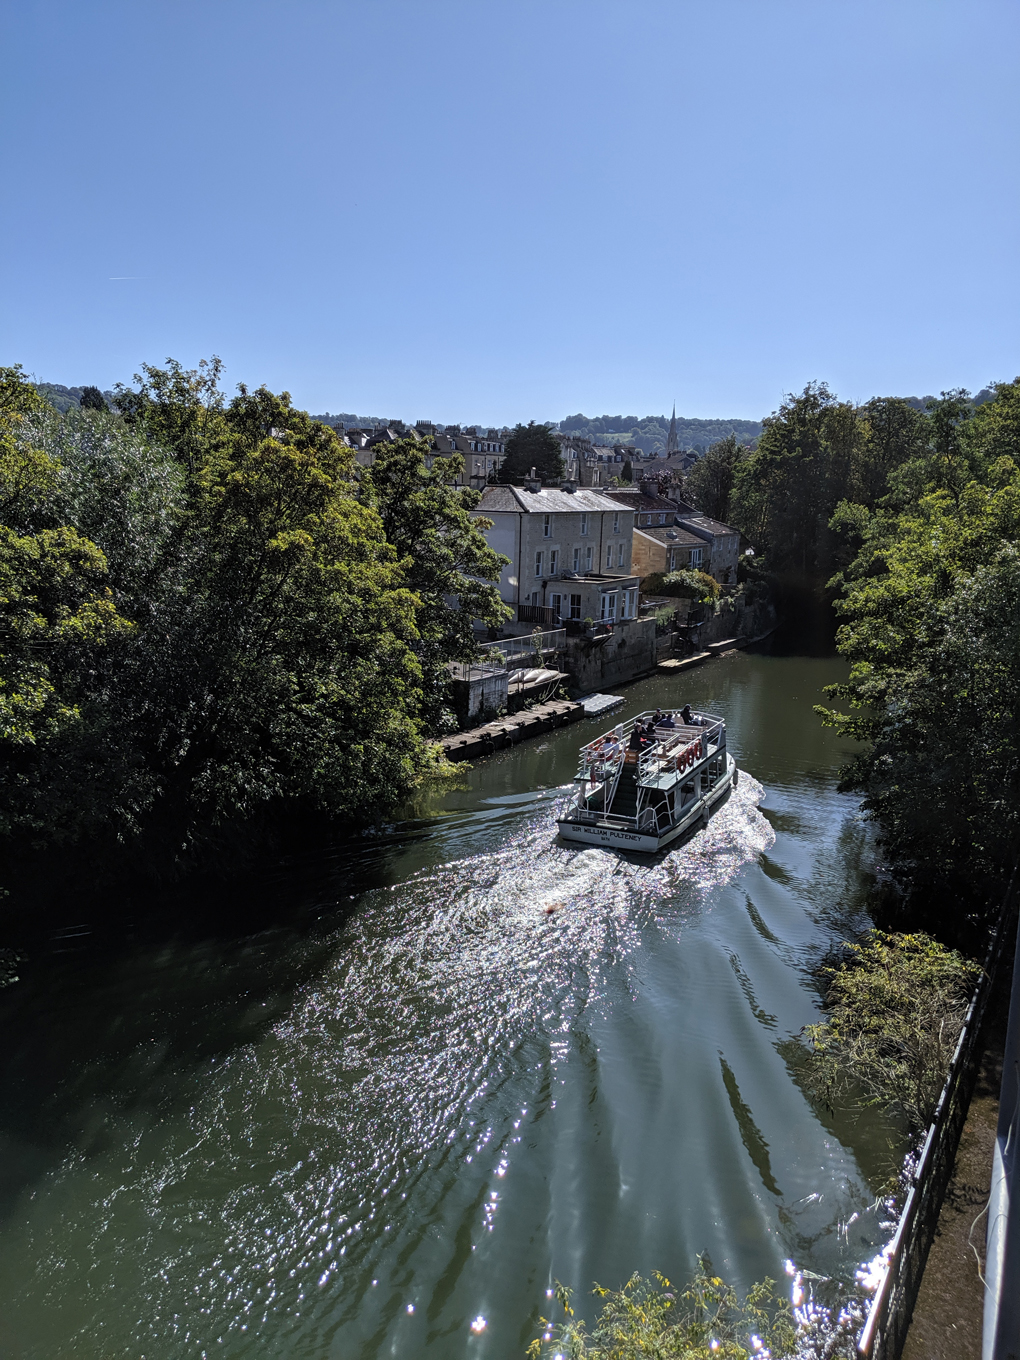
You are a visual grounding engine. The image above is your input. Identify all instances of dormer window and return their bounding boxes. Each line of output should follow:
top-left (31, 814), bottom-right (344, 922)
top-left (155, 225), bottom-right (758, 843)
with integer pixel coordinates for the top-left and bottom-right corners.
top-left (658, 513), bottom-right (666, 525)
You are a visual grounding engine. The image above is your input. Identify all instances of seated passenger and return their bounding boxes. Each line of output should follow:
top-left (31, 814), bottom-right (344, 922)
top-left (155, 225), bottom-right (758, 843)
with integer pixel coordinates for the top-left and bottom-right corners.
top-left (680, 704), bottom-right (694, 725)
top-left (659, 712), bottom-right (675, 729)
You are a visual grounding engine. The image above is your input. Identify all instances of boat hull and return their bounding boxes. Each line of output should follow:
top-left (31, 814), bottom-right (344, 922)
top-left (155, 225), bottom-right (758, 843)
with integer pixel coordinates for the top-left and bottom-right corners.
top-left (556, 755), bottom-right (736, 853)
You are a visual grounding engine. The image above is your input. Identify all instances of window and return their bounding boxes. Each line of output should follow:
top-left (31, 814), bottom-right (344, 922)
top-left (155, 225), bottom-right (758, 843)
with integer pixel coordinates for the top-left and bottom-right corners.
top-left (572, 547), bottom-right (580, 572)
top-left (569, 593), bottom-right (582, 620)
top-left (543, 514), bottom-right (551, 538)
top-left (549, 549), bottom-right (558, 575)
top-left (592, 470), bottom-right (600, 484)
top-left (668, 548), bottom-right (676, 571)
top-left (690, 547), bottom-right (703, 567)
top-left (613, 511), bottom-right (620, 533)
top-left (658, 513), bottom-right (666, 525)
top-left (617, 542), bottom-right (625, 567)
top-left (600, 591), bottom-right (617, 620)
top-left (580, 513), bottom-right (589, 535)
top-left (641, 514), bottom-right (650, 525)
top-left (535, 550), bottom-right (544, 577)
top-left (624, 588), bottom-right (636, 618)
top-left (585, 545), bottom-right (593, 572)
top-left (605, 543), bottom-right (613, 569)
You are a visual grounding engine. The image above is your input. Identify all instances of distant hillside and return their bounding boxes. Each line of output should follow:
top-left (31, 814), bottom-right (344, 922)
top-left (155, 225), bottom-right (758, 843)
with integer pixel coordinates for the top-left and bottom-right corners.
top-left (33, 381), bottom-right (117, 413)
top-left (556, 412), bottom-right (762, 455)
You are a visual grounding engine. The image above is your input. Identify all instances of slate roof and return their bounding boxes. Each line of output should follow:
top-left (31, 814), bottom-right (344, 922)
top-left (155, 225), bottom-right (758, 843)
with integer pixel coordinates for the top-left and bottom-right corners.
top-left (678, 513), bottom-right (739, 537)
top-left (634, 524), bottom-right (705, 548)
top-left (602, 489), bottom-right (680, 514)
top-left (473, 485), bottom-right (630, 514)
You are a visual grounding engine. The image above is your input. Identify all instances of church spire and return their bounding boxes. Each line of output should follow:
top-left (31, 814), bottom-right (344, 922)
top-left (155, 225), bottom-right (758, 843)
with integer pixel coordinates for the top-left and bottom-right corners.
top-left (666, 403), bottom-right (679, 456)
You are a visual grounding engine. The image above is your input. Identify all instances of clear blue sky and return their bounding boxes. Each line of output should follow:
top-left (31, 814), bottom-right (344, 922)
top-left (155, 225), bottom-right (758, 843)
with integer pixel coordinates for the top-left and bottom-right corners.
top-left (2, 0), bottom-right (1017, 425)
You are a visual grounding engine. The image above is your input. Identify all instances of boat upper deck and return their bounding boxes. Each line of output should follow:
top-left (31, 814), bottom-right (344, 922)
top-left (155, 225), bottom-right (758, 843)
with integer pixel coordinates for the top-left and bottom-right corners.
top-left (575, 709), bottom-right (725, 793)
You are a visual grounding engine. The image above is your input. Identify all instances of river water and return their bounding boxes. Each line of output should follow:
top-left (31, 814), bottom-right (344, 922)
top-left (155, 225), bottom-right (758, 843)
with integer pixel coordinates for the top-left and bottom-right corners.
top-left (0, 648), bottom-right (897, 1359)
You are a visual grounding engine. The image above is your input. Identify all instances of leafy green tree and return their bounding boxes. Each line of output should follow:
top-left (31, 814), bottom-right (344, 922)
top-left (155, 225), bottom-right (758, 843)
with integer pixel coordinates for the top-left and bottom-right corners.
top-left (684, 434), bottom-right (747, 523)
top-left (730, 384), bottom-right (932, 586)
top-left (78, 385), bottom-right (108, 412)
top-left (496, 421), bottom-right (565, 484)
top-left (2, 358), bottom-right (465, 881)
top-left (819, 378), bottom-right (1020, 923)
top-left (803, 931), bottom-right (980, 1136)
top-left (363, 435), bottom-right (510, 729)
top-left (113, 356), bottom-right (228, 470)
top-left (1, 370), bottom-right (136, 844)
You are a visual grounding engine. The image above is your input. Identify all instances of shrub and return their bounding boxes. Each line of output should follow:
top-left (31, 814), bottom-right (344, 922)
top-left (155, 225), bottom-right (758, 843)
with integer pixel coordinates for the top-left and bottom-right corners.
top-left (642, 569), bottom-right (720, 602)
top-left (527, 1260), bottom-right (797, 1359)
top-left (802, 931), bottom-right (981, 1136)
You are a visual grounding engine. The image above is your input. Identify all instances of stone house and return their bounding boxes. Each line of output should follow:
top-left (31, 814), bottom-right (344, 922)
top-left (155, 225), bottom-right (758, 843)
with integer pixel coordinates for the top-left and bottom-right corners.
top-left (673, 512), bottom-right (741, 584)
top-left (604, 485), bottom-right (741, 584)
top-left (471, 479), bottom-right (639, 632)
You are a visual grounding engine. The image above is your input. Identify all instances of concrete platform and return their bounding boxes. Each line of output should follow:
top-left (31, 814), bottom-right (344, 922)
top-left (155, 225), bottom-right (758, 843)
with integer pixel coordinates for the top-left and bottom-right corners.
top-left (658, 651), bottom-right (711, 671)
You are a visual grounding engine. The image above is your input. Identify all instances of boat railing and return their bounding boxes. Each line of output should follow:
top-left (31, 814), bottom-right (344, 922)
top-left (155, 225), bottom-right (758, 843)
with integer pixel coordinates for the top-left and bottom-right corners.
top-left (574, 710), bottom-right (724, 783)
top-left (637, 722), bottom-right (722, 784)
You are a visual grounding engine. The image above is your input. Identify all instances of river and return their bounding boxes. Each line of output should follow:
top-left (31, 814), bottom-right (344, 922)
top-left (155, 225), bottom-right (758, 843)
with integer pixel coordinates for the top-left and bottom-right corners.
top-left (0, 646), bottom-right (897, 1359)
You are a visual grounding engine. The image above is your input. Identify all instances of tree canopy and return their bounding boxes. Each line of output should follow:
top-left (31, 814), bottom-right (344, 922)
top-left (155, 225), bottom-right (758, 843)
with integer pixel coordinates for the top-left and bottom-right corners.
top-left (811, 378), bottom-right (1020, 930)
top-left (1, 359), bottom-right (506, 888)
top-left (684, 433), bottom-right (748, 523)
top-left (496, 421), bottom-right (565, 484)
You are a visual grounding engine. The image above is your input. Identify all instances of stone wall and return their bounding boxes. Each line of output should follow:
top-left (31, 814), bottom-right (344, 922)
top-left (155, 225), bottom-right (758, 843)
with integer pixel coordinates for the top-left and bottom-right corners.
top-left (561, 618), bottom-right (658, 694)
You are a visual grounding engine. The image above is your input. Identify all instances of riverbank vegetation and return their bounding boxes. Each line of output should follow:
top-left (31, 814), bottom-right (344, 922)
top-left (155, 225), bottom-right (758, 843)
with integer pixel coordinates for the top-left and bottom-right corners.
top-left (528, 1262), bottom-right (797, 1360)
top-left (527, 1260), bottom-right (864, 1359)
top-left (706, 377), bottom-right (1020, 934)
top-left (0, 360), bottom-right (508, 893)
top-left (802, 931), bottom-right (981, 1137)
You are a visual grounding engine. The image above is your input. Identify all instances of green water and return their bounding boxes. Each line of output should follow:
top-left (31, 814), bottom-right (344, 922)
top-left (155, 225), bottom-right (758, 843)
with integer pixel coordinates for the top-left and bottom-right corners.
top-left (0, 649), bottom-right (895, 1358)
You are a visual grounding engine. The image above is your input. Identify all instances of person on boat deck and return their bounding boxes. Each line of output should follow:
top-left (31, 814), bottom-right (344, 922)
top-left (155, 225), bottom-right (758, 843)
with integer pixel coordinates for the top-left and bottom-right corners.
top-left (652, 709), bottom-right (665, 726)
top-left (628, 725), bottom-right (648, 751)
top-left (659, 712), bottom-right (675, 729)
top-left (680, 704), bottom-right (695, 725)
top-left (602, 735), bottom-right (621, 759)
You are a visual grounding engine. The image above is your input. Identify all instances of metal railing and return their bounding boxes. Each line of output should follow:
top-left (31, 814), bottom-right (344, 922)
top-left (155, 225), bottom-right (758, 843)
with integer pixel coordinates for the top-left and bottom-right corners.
top-left (517, 604), bottom-right (560, 626)
top-left (480, 630), bottom-right (565, 665)
top-left (858, 875), bottom-right (1018, 1359)
top-left (637, 720), bottom-right (723, 785)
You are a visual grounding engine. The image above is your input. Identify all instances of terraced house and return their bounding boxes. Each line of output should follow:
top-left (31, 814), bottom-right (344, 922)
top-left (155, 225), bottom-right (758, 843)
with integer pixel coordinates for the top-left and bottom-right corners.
top-left (471, 477), bottom-right (639, 633)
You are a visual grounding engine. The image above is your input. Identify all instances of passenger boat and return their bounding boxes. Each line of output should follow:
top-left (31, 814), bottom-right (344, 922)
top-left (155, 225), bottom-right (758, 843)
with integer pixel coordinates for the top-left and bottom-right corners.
top-left (556, 708), bottom-right (737, 852)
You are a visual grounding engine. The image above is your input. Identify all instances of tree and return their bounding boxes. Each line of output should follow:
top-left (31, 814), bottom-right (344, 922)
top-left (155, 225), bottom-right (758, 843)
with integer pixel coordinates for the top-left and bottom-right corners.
top-left (818, 378), bottom-right (1020, 926)
top-left (684, 434), bottom-right (747, 523)
top-left (1, 358), bottom-right (460, 883)
top-left (364, 436), bottom-right (510, 729)
top-left (1, 369), bottom-right (136, 846)
top-left (496, 421), bottom-right (565, 484)
top-left (79, 386), bottom-right (108, 412)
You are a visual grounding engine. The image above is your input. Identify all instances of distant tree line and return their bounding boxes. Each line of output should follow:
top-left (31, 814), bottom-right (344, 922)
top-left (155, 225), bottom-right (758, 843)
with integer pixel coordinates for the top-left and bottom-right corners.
top-left (1, 360), bottom-right (508, 898)
top-left (558, 411), bottom-right (762, 454)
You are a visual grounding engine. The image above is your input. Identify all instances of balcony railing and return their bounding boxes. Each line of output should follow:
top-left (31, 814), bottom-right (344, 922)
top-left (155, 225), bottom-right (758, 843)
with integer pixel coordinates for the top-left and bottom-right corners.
top-left (517, 604), bottom-right (560, 626)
